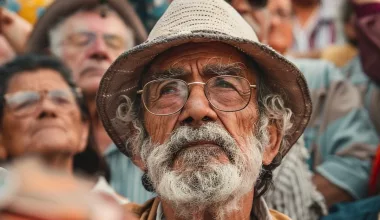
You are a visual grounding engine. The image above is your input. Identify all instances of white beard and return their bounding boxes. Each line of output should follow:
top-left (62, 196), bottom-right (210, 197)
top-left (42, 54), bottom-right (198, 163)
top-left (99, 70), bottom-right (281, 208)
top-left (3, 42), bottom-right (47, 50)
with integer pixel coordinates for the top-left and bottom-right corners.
top-left (141, 122), bottom-right (267, 219)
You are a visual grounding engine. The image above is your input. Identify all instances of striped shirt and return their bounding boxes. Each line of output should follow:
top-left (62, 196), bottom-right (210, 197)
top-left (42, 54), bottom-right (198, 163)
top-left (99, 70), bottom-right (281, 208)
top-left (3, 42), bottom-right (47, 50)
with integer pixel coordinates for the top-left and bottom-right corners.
top-left (104, 144), bottom-right (155, 204)
top-left (292, 6), bottom-right (346, 53)
top-left (265, 137), bottom-right (327, 220)
top-left (265, 58), bottom-right (379, 219)
top-left (342, 56), bottom-right (380, 137)
top-left (292, 58), bottom-right (379, 199)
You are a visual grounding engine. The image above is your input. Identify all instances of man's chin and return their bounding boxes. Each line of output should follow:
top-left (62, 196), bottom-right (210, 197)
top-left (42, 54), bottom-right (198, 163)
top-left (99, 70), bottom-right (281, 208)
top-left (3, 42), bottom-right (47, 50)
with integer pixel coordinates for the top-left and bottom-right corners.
top-left (171, 147), bottom-right (231, 170)
top-left (79, 79), bottom-right (102, 97)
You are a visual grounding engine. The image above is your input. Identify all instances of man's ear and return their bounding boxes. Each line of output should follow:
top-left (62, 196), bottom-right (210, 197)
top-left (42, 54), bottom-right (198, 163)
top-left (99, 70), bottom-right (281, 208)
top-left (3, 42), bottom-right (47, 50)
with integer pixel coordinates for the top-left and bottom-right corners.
top-left (262, 123), bottom-right (282, 165)
top-left (0, 133), bottom-right (8, 160)
top-left (132, 154), bottom-right (146, 172)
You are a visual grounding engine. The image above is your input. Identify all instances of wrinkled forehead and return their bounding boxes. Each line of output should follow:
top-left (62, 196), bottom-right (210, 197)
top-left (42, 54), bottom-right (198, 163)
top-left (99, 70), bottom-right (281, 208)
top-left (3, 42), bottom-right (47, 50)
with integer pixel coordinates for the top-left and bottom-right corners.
top-left (267, 0), bottom-right (292, 13)
top-left (146, 42), bottom-right (255, 80)
top-left (6, 69), bottom-right (69, 93)
top-left (60, 10), bottom-right (128, 35)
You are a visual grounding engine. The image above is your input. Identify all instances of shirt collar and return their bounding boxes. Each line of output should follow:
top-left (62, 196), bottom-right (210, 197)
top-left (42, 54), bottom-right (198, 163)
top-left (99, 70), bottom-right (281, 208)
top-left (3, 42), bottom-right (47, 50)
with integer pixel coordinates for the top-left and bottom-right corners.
top-left (103, 143), bottom-right (118, 156)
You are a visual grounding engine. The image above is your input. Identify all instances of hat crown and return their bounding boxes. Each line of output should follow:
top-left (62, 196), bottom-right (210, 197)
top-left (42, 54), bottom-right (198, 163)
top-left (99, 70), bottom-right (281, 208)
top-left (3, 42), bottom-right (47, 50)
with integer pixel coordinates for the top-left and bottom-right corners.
top-left (148, 0), bottom-right (258, 42)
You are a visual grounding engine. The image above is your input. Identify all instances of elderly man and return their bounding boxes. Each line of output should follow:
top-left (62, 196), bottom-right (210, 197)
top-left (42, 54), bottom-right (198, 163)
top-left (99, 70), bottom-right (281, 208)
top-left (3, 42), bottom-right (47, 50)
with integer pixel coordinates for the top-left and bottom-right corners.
top-left (95, 0), bottom-right (312, 218)
top-left (25, 0), bottom-right (152, 203)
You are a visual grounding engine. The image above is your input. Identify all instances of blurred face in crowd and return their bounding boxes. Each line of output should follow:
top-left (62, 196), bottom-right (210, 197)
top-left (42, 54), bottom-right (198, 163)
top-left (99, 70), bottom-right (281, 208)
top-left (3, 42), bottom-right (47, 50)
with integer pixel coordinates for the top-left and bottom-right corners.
top-left (0, 69), bottom-right (88, 160)
top-left (136, 42), bottom-right (281, 216)
top-left (267, 0), bottom-right (293, 54)
top-left (229, 0), bottom-right (270, 42)
top-left (49, 9), bottom-right (133, 96)
top-left (0, 36), bottom-right (15, 65)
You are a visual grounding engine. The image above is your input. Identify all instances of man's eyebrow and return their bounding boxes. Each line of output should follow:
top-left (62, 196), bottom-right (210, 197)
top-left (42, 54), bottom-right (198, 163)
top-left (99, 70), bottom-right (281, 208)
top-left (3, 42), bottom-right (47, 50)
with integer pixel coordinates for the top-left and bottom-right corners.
top-left (202, 63), bottom-right (245, 76)
top-left (148, 67), bottom-right (190, 80)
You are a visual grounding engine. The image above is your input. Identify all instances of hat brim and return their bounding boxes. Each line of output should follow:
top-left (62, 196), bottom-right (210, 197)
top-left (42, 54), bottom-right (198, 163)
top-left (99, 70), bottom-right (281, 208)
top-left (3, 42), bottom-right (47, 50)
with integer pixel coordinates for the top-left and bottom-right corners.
top-left (97, 33), bottom-right (312, 157)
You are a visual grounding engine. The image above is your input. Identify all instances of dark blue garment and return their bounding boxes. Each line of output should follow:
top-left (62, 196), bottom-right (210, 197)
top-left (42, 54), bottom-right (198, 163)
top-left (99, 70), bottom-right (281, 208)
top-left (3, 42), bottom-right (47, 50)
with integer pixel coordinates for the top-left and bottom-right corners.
top-left (322, 196), bottom-right (380, 220)
top-left (128, 0), bottom-right (169, 31)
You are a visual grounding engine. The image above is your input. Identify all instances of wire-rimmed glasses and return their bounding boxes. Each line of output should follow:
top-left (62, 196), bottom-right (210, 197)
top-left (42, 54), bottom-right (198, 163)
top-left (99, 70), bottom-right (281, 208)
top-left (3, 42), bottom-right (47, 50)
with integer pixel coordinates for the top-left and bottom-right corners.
top-left (137, 75), bottom-right (257, 116)
top-left (4, 88), bottom-right (81, 117)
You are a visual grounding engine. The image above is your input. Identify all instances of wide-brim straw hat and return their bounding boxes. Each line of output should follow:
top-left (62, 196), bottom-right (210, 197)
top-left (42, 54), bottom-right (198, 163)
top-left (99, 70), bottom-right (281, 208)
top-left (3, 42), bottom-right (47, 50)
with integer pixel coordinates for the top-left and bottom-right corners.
top-left (26, 0), bottom-right (147, 53)
top-left (97, 0), bottom-right (312, 158)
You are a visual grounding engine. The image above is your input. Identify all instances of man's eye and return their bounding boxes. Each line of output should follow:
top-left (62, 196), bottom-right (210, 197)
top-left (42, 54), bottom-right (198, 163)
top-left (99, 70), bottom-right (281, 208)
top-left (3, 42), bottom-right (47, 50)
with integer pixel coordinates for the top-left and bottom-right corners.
top-left (160, 86), bottom-right (178, 95)
top-left (214, 79), bottom-right (235, 89)
top-left (16, 99), bottom-right (37, 109)
top-left (52, 96), bottom-right (71, 104)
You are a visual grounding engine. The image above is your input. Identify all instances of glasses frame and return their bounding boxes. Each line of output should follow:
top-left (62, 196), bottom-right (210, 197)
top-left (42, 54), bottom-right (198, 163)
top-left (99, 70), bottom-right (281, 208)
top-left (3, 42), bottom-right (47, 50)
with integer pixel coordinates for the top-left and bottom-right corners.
top-left (137, 75), bottom-right (256, 116)
top-left (3, 88), bottom-right (82, 117)
top-left (61, 31), bottom-right (127, 51)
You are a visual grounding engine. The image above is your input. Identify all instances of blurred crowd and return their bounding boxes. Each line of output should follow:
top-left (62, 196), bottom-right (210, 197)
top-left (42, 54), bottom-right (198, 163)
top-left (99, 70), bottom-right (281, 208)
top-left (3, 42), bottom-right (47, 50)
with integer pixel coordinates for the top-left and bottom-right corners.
top-left (0, 0), bottom-right (380, 219)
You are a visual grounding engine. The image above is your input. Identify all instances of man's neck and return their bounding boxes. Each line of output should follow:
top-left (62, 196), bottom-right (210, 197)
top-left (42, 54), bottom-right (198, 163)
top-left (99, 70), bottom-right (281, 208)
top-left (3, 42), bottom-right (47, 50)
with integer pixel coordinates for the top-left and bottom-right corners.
top-left (161, 191), bottom-right (254, 220)
top-left (293, 2), bottom-right (321, 28)
top-left (87, 95), bottom-right (113, 153)
top-left (42, 153), bottom-right (73, 174)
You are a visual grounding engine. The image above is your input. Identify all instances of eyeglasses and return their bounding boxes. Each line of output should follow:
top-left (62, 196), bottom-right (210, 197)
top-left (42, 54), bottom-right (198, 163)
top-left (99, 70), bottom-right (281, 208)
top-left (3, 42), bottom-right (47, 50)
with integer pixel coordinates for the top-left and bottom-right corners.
top-left (64, 31), bottom-right (126, 50)
top-left (137, 75), bottom-right (257, 116)
top-left (4, 88), bottom-right (81, 117)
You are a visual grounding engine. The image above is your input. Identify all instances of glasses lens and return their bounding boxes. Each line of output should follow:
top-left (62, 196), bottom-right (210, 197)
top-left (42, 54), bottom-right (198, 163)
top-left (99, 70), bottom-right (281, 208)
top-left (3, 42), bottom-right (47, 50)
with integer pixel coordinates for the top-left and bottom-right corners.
top-left (67, 32), bottom-right (94, 47)
top-left (6, 91), bottom-right (40, 116)
top-left (143, 79), bottom-right (188, 115)
top-left (206, 76), bottom-right (252, 111)
top-left (48, 89), bottom-right (76, 106)
top-left (104, 34), bottom-right (125, 50)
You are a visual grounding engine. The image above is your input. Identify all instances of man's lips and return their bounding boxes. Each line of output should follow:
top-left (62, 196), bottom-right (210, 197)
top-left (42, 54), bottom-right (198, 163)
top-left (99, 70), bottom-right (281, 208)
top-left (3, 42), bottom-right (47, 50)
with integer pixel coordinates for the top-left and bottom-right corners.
top-left (80, 67), bottom-right (106, 78)
top-left (32, 124), bottom-right (65, 136)
top-left (173, 141), bottom-right (234, 163)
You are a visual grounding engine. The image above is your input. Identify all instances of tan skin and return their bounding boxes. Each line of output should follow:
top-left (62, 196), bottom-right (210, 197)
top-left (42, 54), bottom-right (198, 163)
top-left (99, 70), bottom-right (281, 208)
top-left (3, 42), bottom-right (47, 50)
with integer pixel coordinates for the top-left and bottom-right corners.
top-left (0, 69), bottom-right (88, 173)
top-left (52, 10), bottom-right (130, 152)
top-left (291, 0), bottom-right (320, 28)
top-left (0, 8), bottom-right (32, 54)
top-left (134, 42), bottom-right (282, 220)
top-left (0, 35), bottom-right (15, 65)
top-left (267, 0), bottom-right (354, 207)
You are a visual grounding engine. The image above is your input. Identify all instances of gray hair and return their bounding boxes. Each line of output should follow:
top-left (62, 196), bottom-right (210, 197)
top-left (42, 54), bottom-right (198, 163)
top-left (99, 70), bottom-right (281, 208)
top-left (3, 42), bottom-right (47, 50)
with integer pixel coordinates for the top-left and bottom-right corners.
top-left (48, 4), bottom-right (135, 56)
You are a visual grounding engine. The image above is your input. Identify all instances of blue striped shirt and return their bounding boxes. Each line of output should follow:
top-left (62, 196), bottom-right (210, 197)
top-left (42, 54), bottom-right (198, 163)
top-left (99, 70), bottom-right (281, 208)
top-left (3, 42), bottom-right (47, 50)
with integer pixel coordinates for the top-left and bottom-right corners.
top-left (292, 58), bottom-right (379, 199)
top-left (104, 144), bottom-right (155, 204)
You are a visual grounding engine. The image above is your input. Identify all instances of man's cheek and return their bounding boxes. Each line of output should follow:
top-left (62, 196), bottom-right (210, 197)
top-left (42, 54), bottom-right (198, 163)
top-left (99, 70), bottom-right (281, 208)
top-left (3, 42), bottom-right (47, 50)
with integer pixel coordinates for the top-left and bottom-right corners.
top-left (218, 109), bottom-right (257, 144)
top-left (145, 115), bottom-right (178, 144)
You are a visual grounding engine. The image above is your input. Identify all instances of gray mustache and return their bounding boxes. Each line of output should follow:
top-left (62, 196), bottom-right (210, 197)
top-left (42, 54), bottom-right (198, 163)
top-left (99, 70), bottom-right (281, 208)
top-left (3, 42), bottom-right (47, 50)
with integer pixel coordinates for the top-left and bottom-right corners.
top-left (165, 123), bottom-right (239, 163)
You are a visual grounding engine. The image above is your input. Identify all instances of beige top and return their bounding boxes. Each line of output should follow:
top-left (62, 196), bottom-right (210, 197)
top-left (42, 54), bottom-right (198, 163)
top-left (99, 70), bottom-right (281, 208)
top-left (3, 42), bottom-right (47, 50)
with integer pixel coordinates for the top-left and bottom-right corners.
top-left (125, 197), bottom-right (291, 220)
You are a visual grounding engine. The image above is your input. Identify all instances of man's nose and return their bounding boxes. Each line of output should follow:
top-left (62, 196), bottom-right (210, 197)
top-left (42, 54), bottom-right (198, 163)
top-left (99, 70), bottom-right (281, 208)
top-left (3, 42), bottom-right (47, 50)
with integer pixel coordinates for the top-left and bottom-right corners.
top-left (269, 14), bottom-right (281, 27)
top-left (177, 85), bottom-right (218, 127)
top-left (37, 98), bottom-right (58, 119)
top-left (88, 37), bottom-right (111, 61)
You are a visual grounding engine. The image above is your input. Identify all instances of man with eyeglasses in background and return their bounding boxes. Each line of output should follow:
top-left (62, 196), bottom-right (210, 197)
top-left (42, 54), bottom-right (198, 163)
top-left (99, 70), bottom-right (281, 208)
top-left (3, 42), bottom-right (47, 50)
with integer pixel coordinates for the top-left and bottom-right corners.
top-left (24, 0), bottom-right (152, 203)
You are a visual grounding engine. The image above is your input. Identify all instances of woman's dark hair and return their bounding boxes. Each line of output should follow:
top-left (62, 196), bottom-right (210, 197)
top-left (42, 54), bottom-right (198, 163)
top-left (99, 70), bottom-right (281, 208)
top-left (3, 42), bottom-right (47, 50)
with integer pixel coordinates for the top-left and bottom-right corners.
top-left (0, 54), bottom-right (110, 180)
